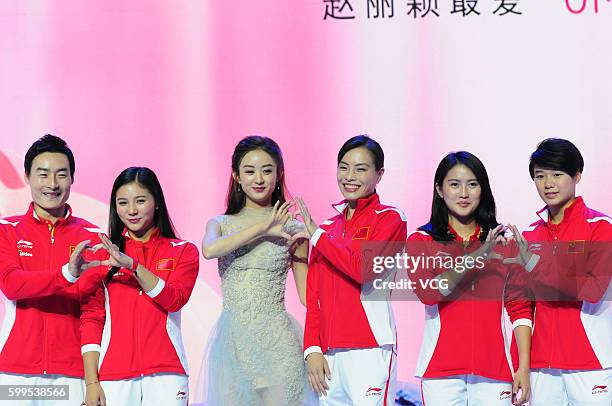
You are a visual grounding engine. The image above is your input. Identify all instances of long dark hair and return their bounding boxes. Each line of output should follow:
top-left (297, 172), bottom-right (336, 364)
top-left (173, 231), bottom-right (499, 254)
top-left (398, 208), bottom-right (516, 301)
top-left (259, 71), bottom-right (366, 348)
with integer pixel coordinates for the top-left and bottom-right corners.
top-left (225, 136), bottom-right (288, 215)
top-left (419, 151), bottom-right (498, 242)
top-left (106, 167), bottom-right (177, 281)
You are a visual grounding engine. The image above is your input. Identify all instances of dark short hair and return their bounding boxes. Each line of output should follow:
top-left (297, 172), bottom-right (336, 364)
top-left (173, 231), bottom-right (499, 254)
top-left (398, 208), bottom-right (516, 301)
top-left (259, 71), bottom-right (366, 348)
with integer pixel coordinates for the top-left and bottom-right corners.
top-left (337, 135), bottom-right (384, 171)
top-left (24, 134), bottom-right (75, 179)
top-left (529, 138), bottom-right (584, 179)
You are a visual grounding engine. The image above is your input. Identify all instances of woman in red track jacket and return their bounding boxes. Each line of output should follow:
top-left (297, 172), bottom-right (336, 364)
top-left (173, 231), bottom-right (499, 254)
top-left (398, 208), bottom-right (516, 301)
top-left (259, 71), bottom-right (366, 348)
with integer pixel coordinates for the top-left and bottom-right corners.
top-left (503, 139), bottom-right (612, 406)
top-left (80, 167), bottom-right (199, 406)
top-left (407, 151), bottom-right (531, 406)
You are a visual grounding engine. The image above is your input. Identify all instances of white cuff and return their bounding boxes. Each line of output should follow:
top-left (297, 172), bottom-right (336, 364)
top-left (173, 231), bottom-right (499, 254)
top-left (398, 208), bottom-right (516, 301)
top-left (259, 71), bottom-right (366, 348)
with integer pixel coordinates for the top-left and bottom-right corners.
top-left (304, 346), bottom-right (323, 360)
top-left (512, 318), bottom-right (533, 330)
top-left (81, 344), bottom-right (101, 354)
top-left (62, 263), bottom-right (78, 283)
top-left (310, 229), bottom-right (325, 247)
top-left (146, 278), bottom-right (166, 298)
top-left (524, 254), bottom-right (540, 273)
top-left (436, 275), bottom-right (452, 297)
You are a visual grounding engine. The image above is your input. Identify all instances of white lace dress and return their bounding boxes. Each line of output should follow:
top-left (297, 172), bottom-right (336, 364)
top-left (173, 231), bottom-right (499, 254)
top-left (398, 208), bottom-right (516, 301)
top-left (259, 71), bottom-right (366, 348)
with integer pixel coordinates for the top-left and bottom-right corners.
top-left (195, 207), bottom-right (316, 406)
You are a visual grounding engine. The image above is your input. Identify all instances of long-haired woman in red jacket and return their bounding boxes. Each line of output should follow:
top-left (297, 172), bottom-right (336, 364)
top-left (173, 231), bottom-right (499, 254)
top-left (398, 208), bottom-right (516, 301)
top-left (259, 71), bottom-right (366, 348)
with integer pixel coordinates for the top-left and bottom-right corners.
top-left (407, 151), bottom-right (531, 406)
top-left (80, 167), bottom-right (199, 406)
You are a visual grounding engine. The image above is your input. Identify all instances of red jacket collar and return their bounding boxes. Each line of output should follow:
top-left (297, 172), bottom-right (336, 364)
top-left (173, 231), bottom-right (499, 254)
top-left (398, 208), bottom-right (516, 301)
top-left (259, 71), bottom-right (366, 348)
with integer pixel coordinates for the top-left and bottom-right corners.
top-left (27, 202), bottom-right (73, 225)
top-left (124, 227), bottom-right (161, 247)
top-left (536, 196), bottom-right (585, 225)
top-left (332, 192), bottom-right (380, 215)
top-left (448, 223), bottom-right (481, 242)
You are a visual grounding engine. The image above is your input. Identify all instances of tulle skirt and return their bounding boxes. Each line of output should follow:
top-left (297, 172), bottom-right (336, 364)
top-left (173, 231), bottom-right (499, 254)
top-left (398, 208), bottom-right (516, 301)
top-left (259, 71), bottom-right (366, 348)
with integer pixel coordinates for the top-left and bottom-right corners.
top-left (194, 309), bottom-right (317, 406)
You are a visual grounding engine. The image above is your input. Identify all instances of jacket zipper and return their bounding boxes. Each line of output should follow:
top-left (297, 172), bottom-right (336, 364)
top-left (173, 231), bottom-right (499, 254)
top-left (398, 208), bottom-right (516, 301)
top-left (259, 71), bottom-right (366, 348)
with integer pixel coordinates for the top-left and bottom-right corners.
top-left (137, 287), bottom-right (143, 376)
top-left (549, 231), bottom-right (558, 368)
top-left (327, 220), bottom-right (343, 351)
top-left (43, 223), bottom-right (57, 374)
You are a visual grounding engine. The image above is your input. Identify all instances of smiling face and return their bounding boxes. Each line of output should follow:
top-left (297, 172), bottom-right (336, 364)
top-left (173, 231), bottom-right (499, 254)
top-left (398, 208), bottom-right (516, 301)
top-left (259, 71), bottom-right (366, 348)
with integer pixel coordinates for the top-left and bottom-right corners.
top-left (336, 146), bottom-right (383, 203)
top-left (532, 166), bottom-right (580, 216)
top-left (25, 152), bottom-right (72, 221)
top-left (436, 164), bottom-right (481, 223)
top-left (115, 181), bottom-right (157, 239)
top-left (234, 149), bottom-right (279, 208)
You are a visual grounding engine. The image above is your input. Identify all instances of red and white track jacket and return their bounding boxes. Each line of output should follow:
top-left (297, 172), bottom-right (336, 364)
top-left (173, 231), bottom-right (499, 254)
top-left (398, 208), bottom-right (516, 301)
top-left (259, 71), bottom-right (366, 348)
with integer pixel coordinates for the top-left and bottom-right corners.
top-left (508, 197), bottom-right (612, 371)
top-left (79, 228), bottom-right (199, 380)
top-left (0, 203), bottom-right (103, 377)
top-left (407, 225), bottom-right (528, 382)
top-left (303, 193), bottom-right (407, 358)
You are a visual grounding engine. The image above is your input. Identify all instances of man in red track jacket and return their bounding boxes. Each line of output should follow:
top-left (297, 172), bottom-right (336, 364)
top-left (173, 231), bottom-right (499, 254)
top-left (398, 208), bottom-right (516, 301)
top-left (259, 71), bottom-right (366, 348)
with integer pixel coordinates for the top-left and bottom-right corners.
top-left (505, 139), bottom-right (612, 406)
top-left (296, 136), bottom-right (407, 406)
top-left (0, 135), bottom-right (102, 406)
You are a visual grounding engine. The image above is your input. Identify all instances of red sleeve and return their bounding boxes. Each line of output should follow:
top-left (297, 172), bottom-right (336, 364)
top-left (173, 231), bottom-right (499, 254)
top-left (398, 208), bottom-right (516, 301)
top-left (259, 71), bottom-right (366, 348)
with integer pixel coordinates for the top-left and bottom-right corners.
top-left (303, 250), bottom-right (322, 352)
top-left (0, 225), bottom-right (76, 300)
top-left (147, 243), bottom-right (199, 313)
top-left (523, 221), bottom-right (612, 304)
top-left (311, 210), bottom-right (407, 284)
top-left (405, 231), bottom-right (451, 305)
top-left (504, 264), bottom-right (535, 328)
top-left (79, 269), bottom-right (106, 352)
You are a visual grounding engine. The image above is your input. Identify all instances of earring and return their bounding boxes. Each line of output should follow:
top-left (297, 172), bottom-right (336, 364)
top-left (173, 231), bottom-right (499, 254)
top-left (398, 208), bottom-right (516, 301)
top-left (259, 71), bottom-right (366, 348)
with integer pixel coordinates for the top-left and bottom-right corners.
top-left (276, 183), bottom-right (280, 191)
top-left (237, 184), bottom-right (242, 192)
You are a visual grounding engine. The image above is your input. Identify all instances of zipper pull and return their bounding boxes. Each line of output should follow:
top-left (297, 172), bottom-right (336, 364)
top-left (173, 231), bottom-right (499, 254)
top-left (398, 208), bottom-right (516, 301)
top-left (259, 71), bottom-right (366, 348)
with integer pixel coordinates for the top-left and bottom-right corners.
top-left (139, 289), bottom-right (143, 296)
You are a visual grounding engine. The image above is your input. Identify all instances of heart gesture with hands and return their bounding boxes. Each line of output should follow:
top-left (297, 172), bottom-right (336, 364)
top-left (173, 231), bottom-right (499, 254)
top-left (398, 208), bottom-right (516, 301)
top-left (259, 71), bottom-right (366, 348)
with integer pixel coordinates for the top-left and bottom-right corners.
top-left (95, 233), bottom-right (136, 270)
top-left (502, 224), bottom-right (535, 267)
top-left (261, 201), bottom-right (295, 240)
top-left (291, 197), bottom-right (318, 243)
top-left (68, 240), bottom-right (105, 278)
top-left (481, 224), bottom-right (512, 262)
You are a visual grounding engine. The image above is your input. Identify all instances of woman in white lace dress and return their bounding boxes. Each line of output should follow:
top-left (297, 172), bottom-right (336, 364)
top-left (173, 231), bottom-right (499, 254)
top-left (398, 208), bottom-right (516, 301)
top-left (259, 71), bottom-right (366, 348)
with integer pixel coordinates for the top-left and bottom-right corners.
top-left (196, 136), bottom-right (315, 406)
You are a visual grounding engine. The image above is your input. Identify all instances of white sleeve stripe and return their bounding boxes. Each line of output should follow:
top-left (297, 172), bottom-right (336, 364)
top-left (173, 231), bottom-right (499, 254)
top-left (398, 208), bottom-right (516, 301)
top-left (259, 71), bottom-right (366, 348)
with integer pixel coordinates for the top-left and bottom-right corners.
top-left (321, 220), bottom-right (334, 226)
top-left (146, 278), bottom-right (166, 298)
top-left (435, 274), bottom-right (452, 297)
top-left (84, 227), bottom-right (105, 234)
top-left (304, 346), bottom-right (323, 360)
top-left (525, 254), bottom-right (540, 273)
top-left (512, 318), bottom-right (533, 330)
top-left (375, 207), bottom-right (407, 222)
top-left (0, 219), bottom-right (19, 226)
top-left (310, 228), bottom-right (325, 247)
top-left (62, 263), bottom-right (78, 283)
top-left (81, 344), bottom-right (101, 354)
top-left (587, 216), bottom-right (612, 225)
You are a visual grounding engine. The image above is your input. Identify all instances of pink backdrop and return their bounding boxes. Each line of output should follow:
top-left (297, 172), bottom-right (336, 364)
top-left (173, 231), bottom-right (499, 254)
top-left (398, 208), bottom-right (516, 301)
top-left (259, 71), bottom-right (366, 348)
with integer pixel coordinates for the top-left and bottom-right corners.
top-left (1, 0), bottom-right (611, 400)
